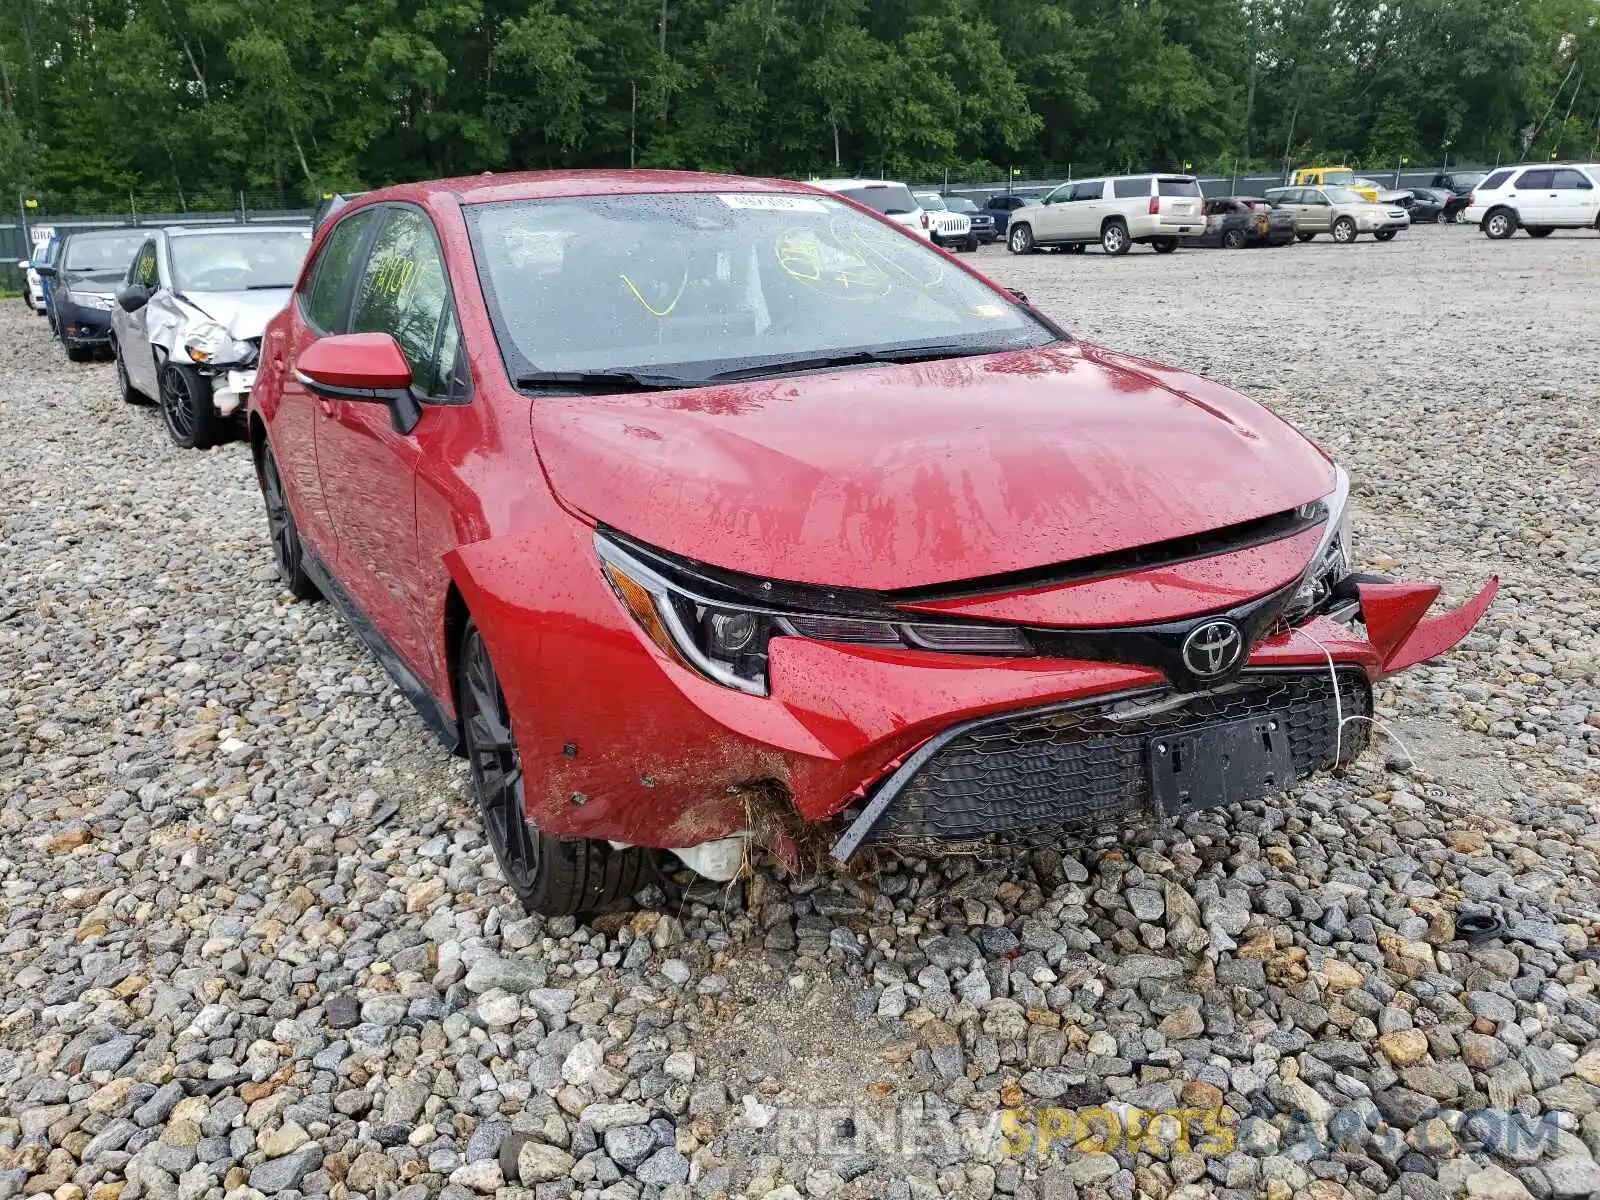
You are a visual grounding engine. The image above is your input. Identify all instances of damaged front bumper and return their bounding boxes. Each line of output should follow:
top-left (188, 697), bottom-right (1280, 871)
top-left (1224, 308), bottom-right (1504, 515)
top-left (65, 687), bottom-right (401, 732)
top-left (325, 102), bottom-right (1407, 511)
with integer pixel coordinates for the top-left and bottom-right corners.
top-left (205, 367), bottom-right (258, 418)
top-left (446, 513), bottom-right (1499, 870)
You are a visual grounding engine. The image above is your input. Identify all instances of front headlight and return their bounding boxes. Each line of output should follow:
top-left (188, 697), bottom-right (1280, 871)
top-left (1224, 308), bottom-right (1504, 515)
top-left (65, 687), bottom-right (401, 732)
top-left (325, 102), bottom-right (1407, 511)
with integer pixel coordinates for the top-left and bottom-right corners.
top-left (184, 322), bottom-right (233, 363)
top-left (1285, 466), bottom-right (1353, 623)
top-left (596, 534), bottom-right (1032, 695)
top-left (67, 291), bottom-right (114, 310)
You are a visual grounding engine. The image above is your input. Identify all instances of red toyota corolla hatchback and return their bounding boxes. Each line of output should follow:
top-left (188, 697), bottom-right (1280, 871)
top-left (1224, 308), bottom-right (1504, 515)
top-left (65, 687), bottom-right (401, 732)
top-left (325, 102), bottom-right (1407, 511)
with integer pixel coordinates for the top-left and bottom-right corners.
top-left (249, 170), bottom-right (1495, 914)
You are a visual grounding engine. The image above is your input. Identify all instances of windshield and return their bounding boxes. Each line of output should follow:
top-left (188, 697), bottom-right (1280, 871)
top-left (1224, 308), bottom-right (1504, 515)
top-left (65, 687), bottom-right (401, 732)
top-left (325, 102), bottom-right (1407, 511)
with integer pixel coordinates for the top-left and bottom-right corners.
top-left (914, 194), bottom-right (947, 211)
top-left (835, 184), bottom-right (919, 216)
top-left (465, 192), bottom-right (1055, 383)
top-left (63, 233), bottom-right (146, 274)
top-left (170, 230), bottom-right (311, 291)
top-left (945, 197), bottom-right (979, 214)
top-left (1323, 187), bottom-right (1367, 204)
top-left (1319, 170), bottom-right (1355, 185)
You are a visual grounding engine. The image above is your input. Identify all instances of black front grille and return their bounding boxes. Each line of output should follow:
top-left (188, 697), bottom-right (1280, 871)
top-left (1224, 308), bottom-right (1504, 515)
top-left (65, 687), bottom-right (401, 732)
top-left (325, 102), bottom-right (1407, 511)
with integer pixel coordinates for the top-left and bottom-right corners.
top-left (869, 669), bottom-right (1369, 845)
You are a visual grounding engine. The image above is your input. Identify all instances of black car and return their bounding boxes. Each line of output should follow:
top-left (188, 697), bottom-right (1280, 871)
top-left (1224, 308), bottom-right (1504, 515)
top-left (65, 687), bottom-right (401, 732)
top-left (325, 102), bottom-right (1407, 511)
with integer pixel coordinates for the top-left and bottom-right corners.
top-left (1431, 172), bottom-right (1486, 222)
top-left (36, 229), bottom-right (148, 361)
top-left (1185, 196), bottom-right (1296, 248)
top-left (944, 196), bottom-right (997, 243)
top-left (981, 194), bottom-right (1032, 234)
top-left (1400, 187), bottom-right (1451, 223)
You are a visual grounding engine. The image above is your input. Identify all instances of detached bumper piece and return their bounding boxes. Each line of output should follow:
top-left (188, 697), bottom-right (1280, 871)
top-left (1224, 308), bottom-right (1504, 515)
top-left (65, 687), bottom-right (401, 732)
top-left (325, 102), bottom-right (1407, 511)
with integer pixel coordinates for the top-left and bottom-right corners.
top-left (832, 668), bottom-right (1369, 861)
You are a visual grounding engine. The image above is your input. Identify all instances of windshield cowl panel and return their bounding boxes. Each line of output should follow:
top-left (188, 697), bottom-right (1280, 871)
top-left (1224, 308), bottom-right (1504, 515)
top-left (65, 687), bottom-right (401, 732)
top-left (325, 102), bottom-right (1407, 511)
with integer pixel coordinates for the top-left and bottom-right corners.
top-left (464, 191), bottom-right (1057, 386)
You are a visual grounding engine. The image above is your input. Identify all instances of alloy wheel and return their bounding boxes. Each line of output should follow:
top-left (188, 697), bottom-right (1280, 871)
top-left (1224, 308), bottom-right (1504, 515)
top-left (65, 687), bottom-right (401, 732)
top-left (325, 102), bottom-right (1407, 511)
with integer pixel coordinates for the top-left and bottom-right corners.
top-left (1486, 212), bottom-right (1512, 239)
top-left (462, 629), bottom-right (541, 894)
top-left (1008, 225), bottom-right (1032, 253)
top-left (160, 367), bottom-right (197, 443)
top-left (1333, 219), bottom-right (1355, 243)
top-left (1102, 225), bottom-right (1127, 254)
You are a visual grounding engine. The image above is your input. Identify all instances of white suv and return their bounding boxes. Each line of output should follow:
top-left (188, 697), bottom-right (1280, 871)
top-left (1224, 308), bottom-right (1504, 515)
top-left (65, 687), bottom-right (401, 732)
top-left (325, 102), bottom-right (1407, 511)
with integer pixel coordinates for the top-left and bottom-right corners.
top-left (1005, 174), bottom-right (1205, 255)
top-left (809, 179), bottom-right (931, 239)
top-left (913, 192), bottom-right (976, 251)
top-left (1463, 164), bottom-right (1600, 238)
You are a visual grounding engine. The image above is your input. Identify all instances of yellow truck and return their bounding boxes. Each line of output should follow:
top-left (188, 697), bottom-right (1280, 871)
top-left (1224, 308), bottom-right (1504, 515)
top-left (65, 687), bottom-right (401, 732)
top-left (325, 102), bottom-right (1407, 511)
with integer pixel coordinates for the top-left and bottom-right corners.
top-left (1290, 167), bottom-right (1380, 203)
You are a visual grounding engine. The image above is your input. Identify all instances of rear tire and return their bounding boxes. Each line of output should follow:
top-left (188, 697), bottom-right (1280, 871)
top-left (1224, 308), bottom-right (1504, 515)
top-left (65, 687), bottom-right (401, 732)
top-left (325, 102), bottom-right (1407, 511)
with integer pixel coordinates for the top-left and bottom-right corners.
top-left (1007, 223), bottom-right (1035, 254)
top-left (460, 620), bottom-right (657, 916)
top-left (113, 337), bottom-right (149, 405)
top-left (159, 361), bottom-right (222, 450)
top-left (1100, 219), bottom-right (1130, 255)
top-left (1526, 226), bottom-right (1554, 238)
top-left (1221, 228), bottom-right (1246, 250)
top-left (1296, 232), bottom-right (1316, 242)
top-left (1483, 208), bottom-right (1516, 239)
top-left (1332, 217), bottom-right (1357, 243)
top-left (1151, 237), bottom-right (1178, 254)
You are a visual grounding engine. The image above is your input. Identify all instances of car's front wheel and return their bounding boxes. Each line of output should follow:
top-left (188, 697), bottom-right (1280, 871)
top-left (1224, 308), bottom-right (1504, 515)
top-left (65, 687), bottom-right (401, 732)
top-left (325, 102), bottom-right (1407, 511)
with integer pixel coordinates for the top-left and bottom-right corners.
top-left (1483, 208), bottom-right (1516, 239)
top-left (1007, 223), bottom-right (1035, 254)
top-left (1373, 229), bottom-right (1397, 242)
top-left (460, 620), bottom-right (657, 916)
top-left (1332, 217), bottom-right (1357, 243)
top-left (1296, 232), bottom-right (1316, 242)
top-left (257, 442), bottom-right (321, 601)
top-left (159, 362), bottom-right (221, 449)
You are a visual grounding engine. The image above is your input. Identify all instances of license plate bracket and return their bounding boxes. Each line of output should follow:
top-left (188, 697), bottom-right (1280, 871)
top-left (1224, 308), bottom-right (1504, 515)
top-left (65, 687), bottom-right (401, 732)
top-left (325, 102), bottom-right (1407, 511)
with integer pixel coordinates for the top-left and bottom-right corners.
top-left (1147, 714), bottom-right (1295, 817)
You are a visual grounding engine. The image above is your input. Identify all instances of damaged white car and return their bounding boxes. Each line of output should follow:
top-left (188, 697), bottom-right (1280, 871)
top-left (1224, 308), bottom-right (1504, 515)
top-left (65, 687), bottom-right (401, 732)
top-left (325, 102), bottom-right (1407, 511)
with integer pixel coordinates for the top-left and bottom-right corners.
top-left (110, 225), bottom-right (311, 448)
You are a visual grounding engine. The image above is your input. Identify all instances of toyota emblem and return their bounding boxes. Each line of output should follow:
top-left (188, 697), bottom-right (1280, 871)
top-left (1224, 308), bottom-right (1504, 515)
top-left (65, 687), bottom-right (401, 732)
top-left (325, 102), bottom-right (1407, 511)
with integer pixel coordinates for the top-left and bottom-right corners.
top-left (1181, 620), bottom-right (1244, 678)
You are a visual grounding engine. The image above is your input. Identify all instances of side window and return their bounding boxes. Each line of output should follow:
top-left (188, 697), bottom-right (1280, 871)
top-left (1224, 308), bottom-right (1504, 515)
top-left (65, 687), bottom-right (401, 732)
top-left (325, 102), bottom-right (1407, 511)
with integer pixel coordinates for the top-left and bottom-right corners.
top-left (1042, 183), bottom-right (1071, 205)
top-left (129, 242), bottom-right (155, 286)
top-left (1112, 177), bottom-right (1151, 199)
top-left (350, 207), bottom-right (457, 400)
top-left (1478, 169), bottom-right (1513, 191)
top-left (1069, 181), bottom-right (1103, 202)
top-left (1553, 169), bottom-right (1594, 190)
top-left (1515, 169), bottom-right (1553, 190)
top-left (303, 208), bottom-right (376, 333)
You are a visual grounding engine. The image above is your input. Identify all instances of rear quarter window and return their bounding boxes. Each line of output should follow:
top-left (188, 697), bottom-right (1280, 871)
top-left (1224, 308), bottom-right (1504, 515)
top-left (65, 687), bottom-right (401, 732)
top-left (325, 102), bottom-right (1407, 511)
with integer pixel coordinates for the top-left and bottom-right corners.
top-left (1477, 170), bottom-right (1513, 190)
top-left (303, 208), bottom-right (376, 332)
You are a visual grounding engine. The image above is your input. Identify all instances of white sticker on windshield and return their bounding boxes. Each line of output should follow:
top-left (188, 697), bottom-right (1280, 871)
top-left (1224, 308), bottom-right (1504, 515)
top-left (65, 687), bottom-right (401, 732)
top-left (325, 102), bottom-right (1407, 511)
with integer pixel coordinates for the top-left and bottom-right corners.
top-left (719, 193), bottom-right (829, 213)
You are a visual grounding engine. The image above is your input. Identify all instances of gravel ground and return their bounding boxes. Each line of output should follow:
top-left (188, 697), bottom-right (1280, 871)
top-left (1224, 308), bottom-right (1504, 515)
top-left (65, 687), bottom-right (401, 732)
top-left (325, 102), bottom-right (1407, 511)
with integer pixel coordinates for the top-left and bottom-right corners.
top-left (2, 224), bottom-right (1599, 1200)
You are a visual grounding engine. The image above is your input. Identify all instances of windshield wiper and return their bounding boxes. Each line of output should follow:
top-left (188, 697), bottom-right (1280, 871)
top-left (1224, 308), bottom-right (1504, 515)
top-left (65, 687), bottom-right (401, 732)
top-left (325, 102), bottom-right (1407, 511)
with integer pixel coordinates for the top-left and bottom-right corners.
top-left (245, 283), bottom-right (292, 290)
top-left (701, 344), bottom-right (1002, 383)
top-left (514, 370), bottom-right (695, 393)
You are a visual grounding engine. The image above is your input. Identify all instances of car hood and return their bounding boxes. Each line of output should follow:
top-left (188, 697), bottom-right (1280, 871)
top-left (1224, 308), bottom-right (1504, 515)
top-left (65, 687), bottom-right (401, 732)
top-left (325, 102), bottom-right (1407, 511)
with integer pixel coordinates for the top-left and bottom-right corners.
top-left (529, 342), bottom-right (1337, 592)
top-left (174, 288), bottom-right (293, 339)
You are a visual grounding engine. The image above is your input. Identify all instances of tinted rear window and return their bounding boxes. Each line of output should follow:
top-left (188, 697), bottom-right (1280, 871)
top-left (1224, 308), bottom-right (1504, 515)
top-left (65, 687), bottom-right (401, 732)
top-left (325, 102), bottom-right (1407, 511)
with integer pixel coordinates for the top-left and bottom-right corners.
top-left (1159, 178), bottom-right (1202, 197)
top-left (1478, 169), bottom-right (1513, 190)
top-left (1113, 177), bottom-right (1152, 199)
top-left (839, 184), bottom-right (918, 216)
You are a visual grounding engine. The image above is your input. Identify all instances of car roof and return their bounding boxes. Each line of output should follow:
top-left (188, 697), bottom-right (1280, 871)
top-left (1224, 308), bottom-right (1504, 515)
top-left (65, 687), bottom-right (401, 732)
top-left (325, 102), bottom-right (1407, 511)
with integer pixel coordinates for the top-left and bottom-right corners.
top-left (161, 224), bottom-right (310, 238)
top-left (341, 169), bottom-right (833, 211)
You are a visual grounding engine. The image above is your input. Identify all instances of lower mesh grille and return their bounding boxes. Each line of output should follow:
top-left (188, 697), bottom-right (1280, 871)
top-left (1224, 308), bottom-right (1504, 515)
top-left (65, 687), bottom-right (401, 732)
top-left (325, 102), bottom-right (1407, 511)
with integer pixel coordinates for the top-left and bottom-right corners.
top-left (869, 669), bottom-right (1370, 844)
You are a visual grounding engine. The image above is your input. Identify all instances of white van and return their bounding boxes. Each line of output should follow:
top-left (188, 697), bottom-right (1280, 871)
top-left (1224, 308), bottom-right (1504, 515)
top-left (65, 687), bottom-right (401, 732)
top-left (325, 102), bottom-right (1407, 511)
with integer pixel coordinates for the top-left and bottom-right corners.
top-left (809, 179), bottom-right (932, 239)
top-left (1004, 174), bottom-right (1205, 255)
top-left (1462, 163), bottom-right (1600, 238)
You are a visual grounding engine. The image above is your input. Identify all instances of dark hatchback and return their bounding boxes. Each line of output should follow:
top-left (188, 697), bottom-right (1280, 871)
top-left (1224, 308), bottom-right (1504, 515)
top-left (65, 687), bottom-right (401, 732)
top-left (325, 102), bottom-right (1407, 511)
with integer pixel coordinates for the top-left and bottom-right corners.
top-left (39, 229), bottom-right (148, 360)
top-left (1186, 197), bottom-right (1296, 248)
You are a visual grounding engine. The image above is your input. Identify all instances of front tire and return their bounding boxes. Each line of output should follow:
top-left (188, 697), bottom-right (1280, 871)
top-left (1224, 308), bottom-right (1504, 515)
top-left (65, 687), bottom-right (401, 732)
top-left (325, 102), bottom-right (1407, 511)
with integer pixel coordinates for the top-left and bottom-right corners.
top-left (1332, 217), bottom-right (1357, 243)
top-left (1373, 229), bottom-right (1397, 242)
top-left (256, 442), bottom-right (321, 601)
top-left (964, 232), bottom-right (979, 252)
top-left (1007, 223), bottom-right (1035, 254)
top-left (1483, 208), bottom-right (1516, 239)
top-left (460, 620), bottom-right (657, 916)
top-left (158, 361), bottom-right (221, 449)
top-left (1296, 232), bottom-right (1316, 242)
top-left (1100, 220), bottom-right (1130, 255)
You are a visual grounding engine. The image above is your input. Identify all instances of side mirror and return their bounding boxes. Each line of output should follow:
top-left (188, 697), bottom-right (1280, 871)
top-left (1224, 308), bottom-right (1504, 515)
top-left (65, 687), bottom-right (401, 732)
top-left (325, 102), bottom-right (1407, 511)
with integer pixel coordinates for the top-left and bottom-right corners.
top-left (294, 332), bottom-right (421, 435)
top-left (115, 284), bottom-right (150, 313)
top-left (34, 264), bottom-right (56, 278)
top-left (16, 260), bottom-right (29, 270)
